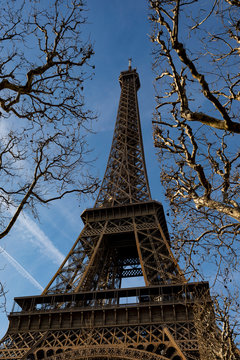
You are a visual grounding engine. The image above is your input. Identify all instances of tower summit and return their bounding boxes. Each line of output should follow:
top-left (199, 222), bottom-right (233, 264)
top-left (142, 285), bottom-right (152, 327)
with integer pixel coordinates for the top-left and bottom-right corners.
top-left (0, 66), bottom-right (211, 360)
top-left (95, 65), bottom-right (151, 207)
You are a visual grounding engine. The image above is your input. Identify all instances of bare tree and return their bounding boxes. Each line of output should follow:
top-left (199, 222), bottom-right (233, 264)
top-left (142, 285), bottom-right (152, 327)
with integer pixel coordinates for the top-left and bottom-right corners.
top-left (0, 0), bottom-right (98, 239)
top-left (194, 295), bottom-right (240, 360)
top-left (150, 0), bottom-right (240, 133)
top-left (149, 0), bottom-right (240, 353)
top-left (149, 0), bottom-right (240, 280)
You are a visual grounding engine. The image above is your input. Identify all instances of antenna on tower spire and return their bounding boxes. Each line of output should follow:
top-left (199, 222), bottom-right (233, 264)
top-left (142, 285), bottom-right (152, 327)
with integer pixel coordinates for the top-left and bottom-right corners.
top-left (128, 58), bottom-right (132, 70)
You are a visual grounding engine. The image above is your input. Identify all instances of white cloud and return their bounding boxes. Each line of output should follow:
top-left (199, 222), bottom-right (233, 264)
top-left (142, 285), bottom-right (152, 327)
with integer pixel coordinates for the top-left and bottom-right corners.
top-left (0, 246), bottom-right (44, 292)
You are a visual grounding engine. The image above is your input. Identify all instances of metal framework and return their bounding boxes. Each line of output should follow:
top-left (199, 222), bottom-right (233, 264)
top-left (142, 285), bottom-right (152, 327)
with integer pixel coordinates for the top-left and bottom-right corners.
top-left (0, 65), bottom-right (211, 360)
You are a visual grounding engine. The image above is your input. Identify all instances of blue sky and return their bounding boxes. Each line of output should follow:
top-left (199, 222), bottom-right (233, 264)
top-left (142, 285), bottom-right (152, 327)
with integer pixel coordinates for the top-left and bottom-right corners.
top-left (0, 0), bottom-right (164, 337)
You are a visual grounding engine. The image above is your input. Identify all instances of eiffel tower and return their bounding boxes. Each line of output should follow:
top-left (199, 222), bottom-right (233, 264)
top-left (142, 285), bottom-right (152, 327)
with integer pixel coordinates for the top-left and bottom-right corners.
top-left (0, 64), bottom-right (211, 360)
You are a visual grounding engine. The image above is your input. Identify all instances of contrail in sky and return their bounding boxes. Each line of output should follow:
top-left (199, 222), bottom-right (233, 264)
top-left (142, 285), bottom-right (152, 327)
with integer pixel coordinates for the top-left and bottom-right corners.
top-left (0, 246), bottom-right (44, 292)
top-left (7, 207), bottom-right (65, 266)
top-left (18, 212), bottom-right (65, 265)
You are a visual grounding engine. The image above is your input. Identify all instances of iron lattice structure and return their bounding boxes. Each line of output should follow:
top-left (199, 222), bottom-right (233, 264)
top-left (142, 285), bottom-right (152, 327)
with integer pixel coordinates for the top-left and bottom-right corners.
top-left (0, 66), bottom-right (211, 360)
